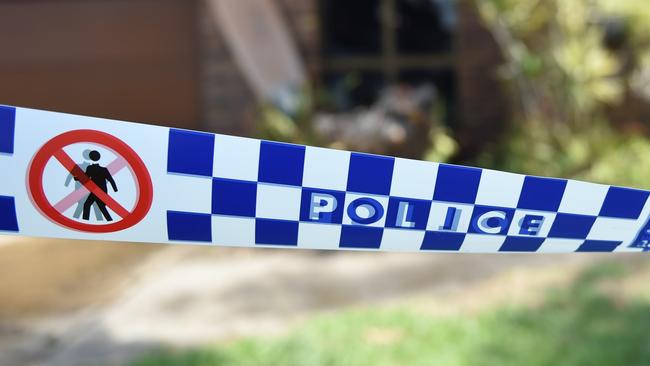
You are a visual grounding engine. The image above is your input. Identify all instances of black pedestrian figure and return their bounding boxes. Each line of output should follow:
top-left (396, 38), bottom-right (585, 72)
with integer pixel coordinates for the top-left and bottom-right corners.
top-left (65, 149), bottom-right (103, 220)
top-left (82, 150), bottom-right (118, 221)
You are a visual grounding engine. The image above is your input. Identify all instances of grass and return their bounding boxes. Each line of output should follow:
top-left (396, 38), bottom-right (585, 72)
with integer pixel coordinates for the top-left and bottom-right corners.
top-left (130, 261), bottom-right (650, 366)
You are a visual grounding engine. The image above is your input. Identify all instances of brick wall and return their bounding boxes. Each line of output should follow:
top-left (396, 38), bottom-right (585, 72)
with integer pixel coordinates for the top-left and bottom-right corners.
top-left (276, 0), bottom-right (320, 77)
top-left (197, 0), bottom-right (320, 136)
top-left (197, 0), bottom-right (256, 136)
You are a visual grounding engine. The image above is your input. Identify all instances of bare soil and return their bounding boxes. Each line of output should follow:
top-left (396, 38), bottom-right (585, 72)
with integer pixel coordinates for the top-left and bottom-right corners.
top-left (0, 236), bottom-right (158, 319)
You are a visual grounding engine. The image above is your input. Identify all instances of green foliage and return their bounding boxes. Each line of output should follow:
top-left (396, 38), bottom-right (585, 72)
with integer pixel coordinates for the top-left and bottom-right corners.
top-left (255, 86), bottom-right (322, 146)
top-left (478, 119), bottom-right (650, 189)
top-left (423, 127), bottom-right (458, 163)
top-left (475, 0), bottom-right (650, 185)
top-left (598, 0), bottom-right (650, 47)
top-left (479, 0), bottom-right (624, 117)
top-left (575, 135), bottom-right (650, 188)
top-left (130, 261), bottom-right (650, 366)
top-left (256, 105), bottom-right (301, 143)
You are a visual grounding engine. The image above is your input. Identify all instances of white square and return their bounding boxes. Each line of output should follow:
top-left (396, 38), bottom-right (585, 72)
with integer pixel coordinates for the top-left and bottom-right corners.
top-left (297, 222), bottom-right (342, 250)
top-left (0, 154), bottom-right (19, 197)
top-left (508, 209), bottom-right (556, 237)
top-left (380, 228), bottom-right (425, 251)
top-left (587, 217), bottom-right (639, 242)
top-left (389, 158), bottom-right (438, 199)
top-left (558, 180), bottom-right (609, 215)
top-left (302, 146), bottom-right (350, 190)
top-left (161, 174), bottom-right (213, 213)
top-left (213, 134), bottom-right (260, 181)
top-left (536, 238), bottom-right (583, 253)
top-left (475, 169), bottom-right (525, 207)
top-left (426, 201), bottom-right (473, 232)
top-left (614, 244), bottom-right (644, 253)
top-left (256, 184), bottom-right (302, 220)
top-left (212, 216), bottom-right (255, 246)
top-left (460, 234), bottom-right (506, 253)
top-left (343, 193), bottom-right (389, 227)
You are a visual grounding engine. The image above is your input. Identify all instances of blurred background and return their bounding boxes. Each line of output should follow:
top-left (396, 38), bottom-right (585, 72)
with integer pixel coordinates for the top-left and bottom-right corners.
top-left (1, 0), bottom-right (650, 365)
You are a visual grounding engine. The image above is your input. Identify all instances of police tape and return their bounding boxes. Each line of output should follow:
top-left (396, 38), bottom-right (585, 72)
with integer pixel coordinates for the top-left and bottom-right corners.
top-left (0, 104), bottom-right (649, 253)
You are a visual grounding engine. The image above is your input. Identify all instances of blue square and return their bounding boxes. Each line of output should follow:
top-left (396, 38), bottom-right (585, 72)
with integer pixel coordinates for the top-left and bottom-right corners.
top-left (255, 218), bottom-right (299, 246)
top-left (469, 205), bottom-right (515, 235)
top-left (433, 164), bottom-right (482, 204)
top-left (212, 178), bottom-right (257, 217)
top-left (499, 236), bottom-right (545, 252)
top-left (0, 106), bottom-right (15, 154)
top-left (300, 188), bottom-right (345, 224)
top-left (577, 240), bottom-right (621, 252)
top-left (258, 141), bottom-right (305, 186)
top-left (346, 153), bottom-right (395, 195)
top-left (167, 211), bottom-right (212, 242)
top-left (599, 187), bottom-right (650, 219)
top-left (517, 176), bottom-right (567, 212)
top-left (167, 129), bottom-right (215, 176)
top-left (548, 213), bottom-right (596, 239)
top-left (0, 196), bottom-right (19, 232)
top-left (339, 225), bottom-right (383, 249)
top-left (421, 231), bottom-right (465, 251)
top-left (385, 197), bottom-right (431, 230)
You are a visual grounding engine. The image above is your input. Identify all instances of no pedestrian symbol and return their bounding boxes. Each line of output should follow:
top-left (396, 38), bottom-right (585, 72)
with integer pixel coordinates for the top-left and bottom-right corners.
top-left (28, 129), bottom-right (153, 233)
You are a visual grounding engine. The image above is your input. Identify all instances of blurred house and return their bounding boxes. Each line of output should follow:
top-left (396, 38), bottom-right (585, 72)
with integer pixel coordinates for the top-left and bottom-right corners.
top-left (0, 0), bottom-right (508, 156)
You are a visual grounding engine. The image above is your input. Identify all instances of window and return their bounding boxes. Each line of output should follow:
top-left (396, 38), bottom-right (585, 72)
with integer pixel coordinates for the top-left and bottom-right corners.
top-left (320, 0), bottom-right (456, 124)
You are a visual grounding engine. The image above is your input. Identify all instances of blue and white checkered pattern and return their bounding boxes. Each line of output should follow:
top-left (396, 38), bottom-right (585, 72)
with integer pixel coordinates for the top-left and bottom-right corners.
top-left (0, 106), bottom-right (19, 233)
top-left (2, 104), bottom-right (650, 252)
top-left (631, 216), bottom-right (650, 251)
top-left (165, 128), bottom-right (650, 253)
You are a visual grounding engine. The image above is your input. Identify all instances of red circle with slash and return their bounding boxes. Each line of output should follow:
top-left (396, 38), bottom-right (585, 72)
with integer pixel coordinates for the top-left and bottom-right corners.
top-left (28, 129), bottom-right (153, 233)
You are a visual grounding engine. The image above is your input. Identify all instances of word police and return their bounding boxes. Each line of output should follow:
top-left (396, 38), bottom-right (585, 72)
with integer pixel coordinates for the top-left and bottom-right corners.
top-left (300, 189), bottom-right (552, 236)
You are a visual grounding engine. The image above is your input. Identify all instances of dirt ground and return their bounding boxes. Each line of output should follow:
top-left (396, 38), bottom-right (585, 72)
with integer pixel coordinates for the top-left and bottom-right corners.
top-left (0, 235), bottom-right (633, 366)
top-left (0, 236), bottom-right (158, 319)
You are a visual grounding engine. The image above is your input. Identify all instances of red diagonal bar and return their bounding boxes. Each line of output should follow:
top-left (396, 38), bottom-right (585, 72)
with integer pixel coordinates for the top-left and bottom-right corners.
top-left (52, 149), bottom-right (130, 218)
top-left (53, 157), bottom-right (128, 213)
